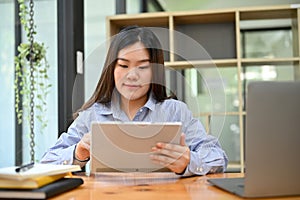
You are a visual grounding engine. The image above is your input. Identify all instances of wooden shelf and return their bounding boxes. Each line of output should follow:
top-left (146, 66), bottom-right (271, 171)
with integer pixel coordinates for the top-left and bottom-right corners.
top-left (173, 11), bottom-right (236, 24)
top-left (241, 57), bottom-right (300, 66)
top-left (240, 8), bottom-right (297, 20)
top-left (165, 59), bottom-right (238, 69)
top-left (107, 13), bottom-right (169, 36)
top-left (107, 4), bottom-right (300, 172)
top-left (195, 112), bottom-right (246, 117)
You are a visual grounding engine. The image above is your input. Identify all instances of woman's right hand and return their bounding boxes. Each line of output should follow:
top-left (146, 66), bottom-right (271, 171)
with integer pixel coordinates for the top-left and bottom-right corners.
top-left (75, 133), bottom-right (91, 161)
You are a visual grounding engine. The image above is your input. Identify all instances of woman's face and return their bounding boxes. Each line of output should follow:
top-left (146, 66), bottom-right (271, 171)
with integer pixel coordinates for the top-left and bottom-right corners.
top-left (114, 42), bottom-right (152, 103)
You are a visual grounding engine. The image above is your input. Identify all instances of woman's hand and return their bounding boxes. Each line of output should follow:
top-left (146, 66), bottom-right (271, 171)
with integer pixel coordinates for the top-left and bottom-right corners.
top-left (75, 133), bottom-right (91, 161)
top-left (150, 133), bottom-right (190, 174)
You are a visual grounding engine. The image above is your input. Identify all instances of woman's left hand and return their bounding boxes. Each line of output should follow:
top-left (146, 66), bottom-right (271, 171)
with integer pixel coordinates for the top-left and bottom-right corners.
top-left (150, 133), bottom-right (190, 174)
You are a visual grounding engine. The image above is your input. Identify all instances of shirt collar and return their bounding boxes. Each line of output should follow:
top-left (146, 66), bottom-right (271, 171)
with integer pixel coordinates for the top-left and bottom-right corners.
top-left (95, 102), bottom-right (112, 115)
top-left (98, 92), bottom-right (157, 119)
top-left (112, 92), bottom-right (157, 110)
top-left (143, 93), bottom-right (156, 111)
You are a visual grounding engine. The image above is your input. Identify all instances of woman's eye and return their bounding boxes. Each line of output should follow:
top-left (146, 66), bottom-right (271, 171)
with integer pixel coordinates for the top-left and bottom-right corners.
top-left (138, 66), bottom-right (150, 70)
top-left (118, 64), bottom-right (128, 68)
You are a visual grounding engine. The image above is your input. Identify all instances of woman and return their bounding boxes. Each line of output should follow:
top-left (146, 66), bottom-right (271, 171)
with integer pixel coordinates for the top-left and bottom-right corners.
top-left (41, 26), bottom-right (228, 176)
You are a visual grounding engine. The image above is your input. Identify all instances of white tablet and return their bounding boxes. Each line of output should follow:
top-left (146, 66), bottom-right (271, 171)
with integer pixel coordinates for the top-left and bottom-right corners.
top-left (90, 122), bottom-right (182, 173)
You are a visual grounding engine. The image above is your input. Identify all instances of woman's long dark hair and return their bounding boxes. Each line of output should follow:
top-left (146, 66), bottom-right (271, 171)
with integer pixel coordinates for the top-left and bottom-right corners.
top-left (73, 26), bottom-right (171, 118)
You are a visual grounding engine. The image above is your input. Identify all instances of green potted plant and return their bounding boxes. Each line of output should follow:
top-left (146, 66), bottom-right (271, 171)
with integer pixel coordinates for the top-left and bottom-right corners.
top-left (14, 0), bottom-right (52, 160)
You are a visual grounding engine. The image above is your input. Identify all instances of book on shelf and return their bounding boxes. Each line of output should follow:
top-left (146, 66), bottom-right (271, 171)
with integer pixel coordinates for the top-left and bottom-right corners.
top-left (0, 177), bottom-right (84, 199)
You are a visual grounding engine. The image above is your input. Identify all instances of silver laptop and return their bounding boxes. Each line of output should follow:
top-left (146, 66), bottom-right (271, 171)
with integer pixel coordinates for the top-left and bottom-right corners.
top-left (208, 81), bottom-right (300, 198)
top-left (90, 122), bottom-right (182, 173)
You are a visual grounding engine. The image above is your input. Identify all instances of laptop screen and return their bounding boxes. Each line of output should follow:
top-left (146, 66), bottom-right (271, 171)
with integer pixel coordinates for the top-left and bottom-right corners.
top-left (244, 81), bottom-right (300, 197)
top-left (208, 81), bottom-right (300, 198)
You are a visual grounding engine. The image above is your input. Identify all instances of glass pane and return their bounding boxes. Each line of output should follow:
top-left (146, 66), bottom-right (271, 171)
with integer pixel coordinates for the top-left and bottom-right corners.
top-left (21, 0), bottom-right (58, 163)
top-left (196, 116), bottom-right (209, 132)
top-left (0, 1), bottom-right (14, 167)
top-left (184, 67), bottom-right (239, 114)
top-left (209, 115), bottom-right (241, 164)
top-left (242, 65), bottom-right (295, 110)
top-left (126, 0), bottom-right (140, 14)
top-left (242, 29), bottom-right (293, 58)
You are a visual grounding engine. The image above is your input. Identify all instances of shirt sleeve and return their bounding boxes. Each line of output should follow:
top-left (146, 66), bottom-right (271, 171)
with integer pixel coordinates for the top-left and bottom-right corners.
top-left (39, 110), bottom-right (90, 166)
top-left (178, 103), bottom-right (228, 177)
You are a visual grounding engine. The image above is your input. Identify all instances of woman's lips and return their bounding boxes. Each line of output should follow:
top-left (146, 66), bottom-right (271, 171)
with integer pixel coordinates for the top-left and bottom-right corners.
top-left (123, 83), bottom-right (140, 88)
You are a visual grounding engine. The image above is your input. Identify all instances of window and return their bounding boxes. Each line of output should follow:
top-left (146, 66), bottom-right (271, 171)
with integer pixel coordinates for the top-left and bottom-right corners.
top-left (0, 1), bottom-right (14, 167)
top-left (0, 0), bottom-right (58, 167)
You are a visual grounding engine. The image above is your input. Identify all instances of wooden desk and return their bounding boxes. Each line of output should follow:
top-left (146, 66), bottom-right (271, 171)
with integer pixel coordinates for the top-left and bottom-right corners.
top-left (51, 173), bottom-right (300, 200)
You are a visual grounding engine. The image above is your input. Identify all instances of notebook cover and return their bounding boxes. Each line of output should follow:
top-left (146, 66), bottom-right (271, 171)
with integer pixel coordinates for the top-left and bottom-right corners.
top-left (0, 177), bottom-right (84, 199)
top-left (0, 173), bottom-right (70, 189)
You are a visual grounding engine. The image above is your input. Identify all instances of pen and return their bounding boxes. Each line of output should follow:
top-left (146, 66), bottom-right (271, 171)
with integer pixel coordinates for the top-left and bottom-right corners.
top-left (15, 162), bottom-right (34, 173)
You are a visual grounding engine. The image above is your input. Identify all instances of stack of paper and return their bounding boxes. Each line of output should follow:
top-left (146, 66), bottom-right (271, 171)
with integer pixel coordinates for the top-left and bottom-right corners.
top-left (0, 164), bottom-right (83, 199)
top-left (0, 164), bottom-right (81, 181)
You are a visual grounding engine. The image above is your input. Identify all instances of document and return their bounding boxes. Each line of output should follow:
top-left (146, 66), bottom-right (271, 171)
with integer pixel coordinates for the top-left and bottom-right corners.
top-left (0, 164), bottom-right (81, 180)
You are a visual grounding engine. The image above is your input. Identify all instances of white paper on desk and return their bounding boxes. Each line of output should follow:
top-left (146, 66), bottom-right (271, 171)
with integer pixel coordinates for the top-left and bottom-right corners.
top-left (0, 164), bottom-right (81, 180)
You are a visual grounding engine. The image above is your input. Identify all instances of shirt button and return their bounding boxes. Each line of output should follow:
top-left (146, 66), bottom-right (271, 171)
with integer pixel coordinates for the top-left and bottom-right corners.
top-left (197, 167), bottom-right (203, 172)
top-left (139, 109), bottom-right (143, 112)
top-left (62, 160), bottom-right (68, 165)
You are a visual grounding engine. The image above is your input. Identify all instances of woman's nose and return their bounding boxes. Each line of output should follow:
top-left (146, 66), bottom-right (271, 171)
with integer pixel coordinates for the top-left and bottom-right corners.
top-left (126, 68), bottom-right (139, 80)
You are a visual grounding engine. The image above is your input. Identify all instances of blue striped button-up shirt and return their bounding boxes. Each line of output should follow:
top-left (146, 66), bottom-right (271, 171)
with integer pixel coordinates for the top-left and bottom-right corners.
top-left (41, 94), bottom-right (228, 176)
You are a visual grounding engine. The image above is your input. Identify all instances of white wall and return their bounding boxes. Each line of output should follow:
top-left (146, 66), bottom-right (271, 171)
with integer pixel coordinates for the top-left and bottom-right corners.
top-left (0, 1), bottom-right (14, 167)
top-left (84, 1), bottom-right (115, 101)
